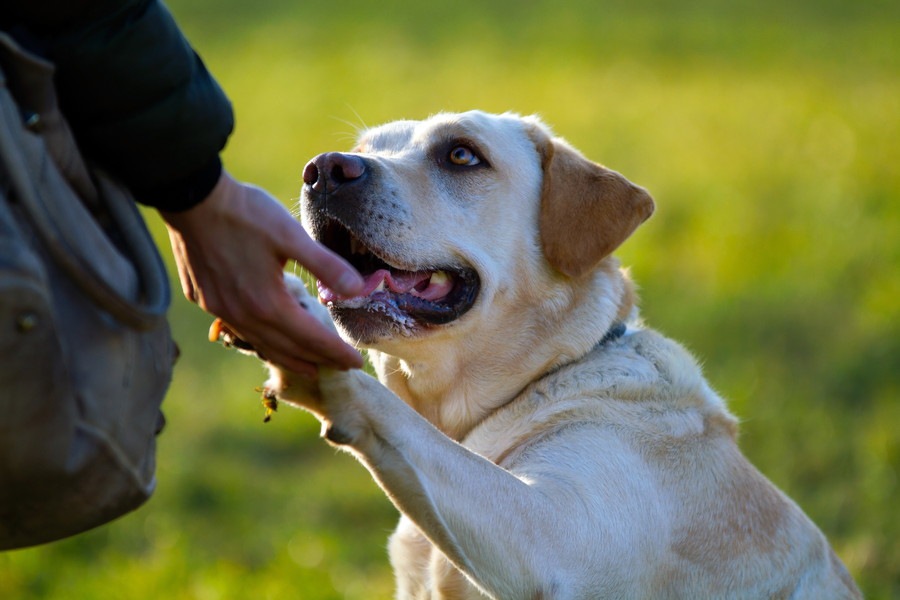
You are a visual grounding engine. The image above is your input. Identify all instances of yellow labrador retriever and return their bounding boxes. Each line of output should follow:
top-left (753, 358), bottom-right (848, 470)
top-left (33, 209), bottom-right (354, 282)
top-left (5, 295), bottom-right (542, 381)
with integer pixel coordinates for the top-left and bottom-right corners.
top-left (245, 111), bottom-right (861, 599)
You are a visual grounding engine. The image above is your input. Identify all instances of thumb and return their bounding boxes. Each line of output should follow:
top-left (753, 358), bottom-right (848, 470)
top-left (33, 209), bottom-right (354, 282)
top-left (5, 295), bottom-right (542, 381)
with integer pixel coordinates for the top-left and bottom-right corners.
top-left (282, 218), bottom-right (364, 298)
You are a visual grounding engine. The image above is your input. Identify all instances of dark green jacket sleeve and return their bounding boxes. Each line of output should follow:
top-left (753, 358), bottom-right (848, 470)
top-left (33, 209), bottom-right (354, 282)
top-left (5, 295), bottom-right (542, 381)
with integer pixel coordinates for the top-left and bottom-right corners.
top-left (4, 0), bottom-right (234, 211)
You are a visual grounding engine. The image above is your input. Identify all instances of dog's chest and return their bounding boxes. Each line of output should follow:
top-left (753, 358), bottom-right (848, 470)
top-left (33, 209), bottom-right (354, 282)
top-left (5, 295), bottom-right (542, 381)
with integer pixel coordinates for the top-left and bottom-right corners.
top-left (389, 516), bottom-right (483, 600)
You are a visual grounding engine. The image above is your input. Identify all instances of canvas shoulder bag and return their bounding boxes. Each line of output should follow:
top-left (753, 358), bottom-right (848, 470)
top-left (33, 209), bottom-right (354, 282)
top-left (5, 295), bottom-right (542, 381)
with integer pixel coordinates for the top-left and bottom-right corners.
top-left (0, 33), bottom-right (177, 550)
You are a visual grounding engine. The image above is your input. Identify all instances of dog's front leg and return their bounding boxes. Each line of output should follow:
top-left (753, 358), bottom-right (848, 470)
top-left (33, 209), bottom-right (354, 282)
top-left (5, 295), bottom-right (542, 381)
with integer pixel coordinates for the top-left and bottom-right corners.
top-left (258, 275), bottom-right (606, 597)
top-left (316, 370), bottom-right (590, 600)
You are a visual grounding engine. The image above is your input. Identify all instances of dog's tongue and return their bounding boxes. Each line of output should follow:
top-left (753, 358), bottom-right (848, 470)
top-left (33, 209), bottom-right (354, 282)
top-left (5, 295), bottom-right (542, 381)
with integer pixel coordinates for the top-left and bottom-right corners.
top-left (318, 269), bottom-right (453, 304)
top-left (378, 269), bottom-right (428, 293)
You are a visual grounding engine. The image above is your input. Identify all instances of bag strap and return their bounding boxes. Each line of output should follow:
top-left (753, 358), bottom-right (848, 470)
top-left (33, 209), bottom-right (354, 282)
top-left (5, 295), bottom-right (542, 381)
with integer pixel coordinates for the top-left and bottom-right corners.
top-left (0, 35), bottom-right (169, 331)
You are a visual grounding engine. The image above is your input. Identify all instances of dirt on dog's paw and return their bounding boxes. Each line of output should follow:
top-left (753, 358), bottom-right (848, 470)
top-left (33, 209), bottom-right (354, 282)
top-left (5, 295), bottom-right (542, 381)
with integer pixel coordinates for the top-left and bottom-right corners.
top-left (261, 366), bottom-right (327, 419)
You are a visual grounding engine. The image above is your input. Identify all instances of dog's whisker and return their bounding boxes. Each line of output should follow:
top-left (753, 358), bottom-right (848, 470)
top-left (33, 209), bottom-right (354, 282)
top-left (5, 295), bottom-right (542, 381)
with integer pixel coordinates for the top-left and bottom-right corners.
top-left (343, 104), bottom-right (368, 132)
top-left (330, 112), bottom-right (368, 144)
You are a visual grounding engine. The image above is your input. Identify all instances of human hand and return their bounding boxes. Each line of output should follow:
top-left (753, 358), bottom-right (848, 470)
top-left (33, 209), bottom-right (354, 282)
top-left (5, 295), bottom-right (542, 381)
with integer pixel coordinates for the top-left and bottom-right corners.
top-left (160, 170), bottom-right (365, 376)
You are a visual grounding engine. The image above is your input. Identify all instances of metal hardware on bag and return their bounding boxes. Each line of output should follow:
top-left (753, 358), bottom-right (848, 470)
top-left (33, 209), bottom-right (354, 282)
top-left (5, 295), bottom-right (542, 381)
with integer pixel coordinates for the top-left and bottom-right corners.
top-left (23, 111), bottom-right (41, 132)
top-left (15, 311), bottom-right (39, 333)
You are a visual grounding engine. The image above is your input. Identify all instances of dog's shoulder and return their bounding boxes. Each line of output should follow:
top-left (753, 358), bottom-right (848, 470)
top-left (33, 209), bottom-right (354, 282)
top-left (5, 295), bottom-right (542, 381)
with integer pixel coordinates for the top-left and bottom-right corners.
top-left (463, 326), bottom-right (738, 466)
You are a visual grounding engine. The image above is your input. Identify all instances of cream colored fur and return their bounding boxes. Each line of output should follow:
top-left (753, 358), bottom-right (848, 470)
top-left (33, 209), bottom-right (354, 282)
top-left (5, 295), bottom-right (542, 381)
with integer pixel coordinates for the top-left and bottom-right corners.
top-left (261, 111), bottom-right (860, 599)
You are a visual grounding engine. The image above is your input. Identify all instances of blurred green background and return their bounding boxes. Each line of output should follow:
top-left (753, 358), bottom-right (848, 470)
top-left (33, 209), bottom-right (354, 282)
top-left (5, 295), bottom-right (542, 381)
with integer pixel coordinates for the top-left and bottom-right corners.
top-left (2, 0), bottom-right (898, 597)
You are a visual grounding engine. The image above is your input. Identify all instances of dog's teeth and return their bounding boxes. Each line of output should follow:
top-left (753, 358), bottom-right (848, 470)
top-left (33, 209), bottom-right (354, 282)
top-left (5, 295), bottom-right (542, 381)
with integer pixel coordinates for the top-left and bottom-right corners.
top-left (350, 237), bottom-right (366, 255)
top-left (429, 271), bottom-right (449, 286)
top-left (374, 279), bottom-right (385, 293)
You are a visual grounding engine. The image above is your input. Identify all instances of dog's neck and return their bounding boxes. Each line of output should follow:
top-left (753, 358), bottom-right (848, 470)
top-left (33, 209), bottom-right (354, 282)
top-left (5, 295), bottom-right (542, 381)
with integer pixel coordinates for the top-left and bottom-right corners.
top-left (366, 261), bottom-right (636, 441)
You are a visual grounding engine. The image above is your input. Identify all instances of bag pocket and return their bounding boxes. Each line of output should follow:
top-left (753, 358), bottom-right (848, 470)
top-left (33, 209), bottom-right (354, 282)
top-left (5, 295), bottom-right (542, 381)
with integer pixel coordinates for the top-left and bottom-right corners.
top-left (0, 171), bottom-right (167, 550)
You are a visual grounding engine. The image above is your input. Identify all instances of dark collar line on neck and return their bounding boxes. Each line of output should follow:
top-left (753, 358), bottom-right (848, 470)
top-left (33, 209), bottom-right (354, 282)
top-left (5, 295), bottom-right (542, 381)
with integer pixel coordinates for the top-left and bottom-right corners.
top-left (599, 322), bottom-right (627, 346)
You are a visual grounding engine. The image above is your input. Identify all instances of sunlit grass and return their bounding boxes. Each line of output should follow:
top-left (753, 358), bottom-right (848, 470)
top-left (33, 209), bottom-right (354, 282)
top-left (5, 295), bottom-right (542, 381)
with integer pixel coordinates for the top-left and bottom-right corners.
top-left (2, 0), bottom-right (897, 597)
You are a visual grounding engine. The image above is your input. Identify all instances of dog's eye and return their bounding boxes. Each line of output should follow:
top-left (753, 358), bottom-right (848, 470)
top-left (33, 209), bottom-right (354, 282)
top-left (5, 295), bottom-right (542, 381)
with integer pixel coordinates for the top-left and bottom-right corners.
top-left (448, 145), bottom-right (481, 166)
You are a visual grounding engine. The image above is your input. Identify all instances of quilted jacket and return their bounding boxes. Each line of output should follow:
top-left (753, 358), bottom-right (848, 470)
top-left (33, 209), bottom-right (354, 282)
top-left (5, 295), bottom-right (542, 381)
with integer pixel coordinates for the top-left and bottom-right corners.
top-left (2, 0), bottom-right (234, 211)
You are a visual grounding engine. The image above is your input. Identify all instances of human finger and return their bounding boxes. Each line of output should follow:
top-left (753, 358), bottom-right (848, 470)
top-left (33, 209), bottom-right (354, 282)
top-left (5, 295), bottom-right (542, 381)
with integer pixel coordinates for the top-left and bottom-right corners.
top-left (166, 229), bottom-right (198, 302)
top-left (280, 220), bottom-right (364, 299)
top-left (227, 306), bottom-right (362, 372)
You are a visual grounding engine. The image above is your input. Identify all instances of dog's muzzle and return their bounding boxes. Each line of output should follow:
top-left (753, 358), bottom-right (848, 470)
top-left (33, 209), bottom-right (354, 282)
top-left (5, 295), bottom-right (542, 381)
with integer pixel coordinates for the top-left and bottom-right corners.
top-left (299, 152), bottom-right (480, 341)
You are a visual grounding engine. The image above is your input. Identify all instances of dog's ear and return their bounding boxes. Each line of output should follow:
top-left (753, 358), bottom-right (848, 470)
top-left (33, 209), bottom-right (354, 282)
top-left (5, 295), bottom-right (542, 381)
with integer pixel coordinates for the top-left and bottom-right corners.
top-left (529, 124), bottom-right (654, 278)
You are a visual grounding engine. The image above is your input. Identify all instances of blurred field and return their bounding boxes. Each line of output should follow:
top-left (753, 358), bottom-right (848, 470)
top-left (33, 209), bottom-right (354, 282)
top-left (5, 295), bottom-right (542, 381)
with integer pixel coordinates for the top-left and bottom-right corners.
top-left (2, 0), bottom-right (898, 598)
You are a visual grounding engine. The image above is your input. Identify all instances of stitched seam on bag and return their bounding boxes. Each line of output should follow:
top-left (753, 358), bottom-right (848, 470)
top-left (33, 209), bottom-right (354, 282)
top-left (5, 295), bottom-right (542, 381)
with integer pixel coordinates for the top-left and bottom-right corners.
top-left (74, 420), bottom-right (155, 494)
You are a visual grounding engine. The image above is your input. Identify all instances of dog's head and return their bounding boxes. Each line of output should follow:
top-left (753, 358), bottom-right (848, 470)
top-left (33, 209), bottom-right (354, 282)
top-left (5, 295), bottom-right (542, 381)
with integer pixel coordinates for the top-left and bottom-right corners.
top-left (300, 111), bottom-right (653, 356)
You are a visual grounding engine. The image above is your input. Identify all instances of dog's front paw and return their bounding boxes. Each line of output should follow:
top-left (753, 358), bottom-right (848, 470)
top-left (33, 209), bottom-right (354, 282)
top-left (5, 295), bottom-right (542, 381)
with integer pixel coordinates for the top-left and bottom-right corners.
top-left (283, 273), bottom-right (338, 333)
top-left (210, 272), bottom-right (343, 421)
top-left (260, 365), bottom-right (323, 417)
top-left (259, 273), bottom-right (340, 416)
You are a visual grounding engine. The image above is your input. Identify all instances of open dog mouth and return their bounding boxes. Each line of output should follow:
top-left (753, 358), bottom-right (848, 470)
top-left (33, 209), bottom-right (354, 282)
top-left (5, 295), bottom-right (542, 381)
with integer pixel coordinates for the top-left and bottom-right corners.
top-left (316, 219), bottom-right (480, 329)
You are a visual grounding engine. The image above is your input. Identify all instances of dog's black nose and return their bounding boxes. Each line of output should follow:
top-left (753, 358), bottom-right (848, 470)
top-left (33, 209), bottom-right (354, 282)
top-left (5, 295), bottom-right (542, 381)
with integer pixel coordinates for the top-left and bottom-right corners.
top-left (303, 152), bottom-right (366, 194)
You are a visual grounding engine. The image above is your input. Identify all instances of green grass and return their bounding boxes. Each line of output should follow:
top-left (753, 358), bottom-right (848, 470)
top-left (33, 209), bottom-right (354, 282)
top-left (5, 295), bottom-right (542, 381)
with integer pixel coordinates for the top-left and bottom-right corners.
top-left (2, 0), bottom-right (898, 597)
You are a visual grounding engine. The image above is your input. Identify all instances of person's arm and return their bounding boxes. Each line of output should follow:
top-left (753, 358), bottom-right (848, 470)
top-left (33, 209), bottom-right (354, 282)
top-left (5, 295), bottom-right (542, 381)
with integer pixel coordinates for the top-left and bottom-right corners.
top-left (7, 0), bottom-right (232, 211)
top-left (8, 0), bottom-right (366, 371)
